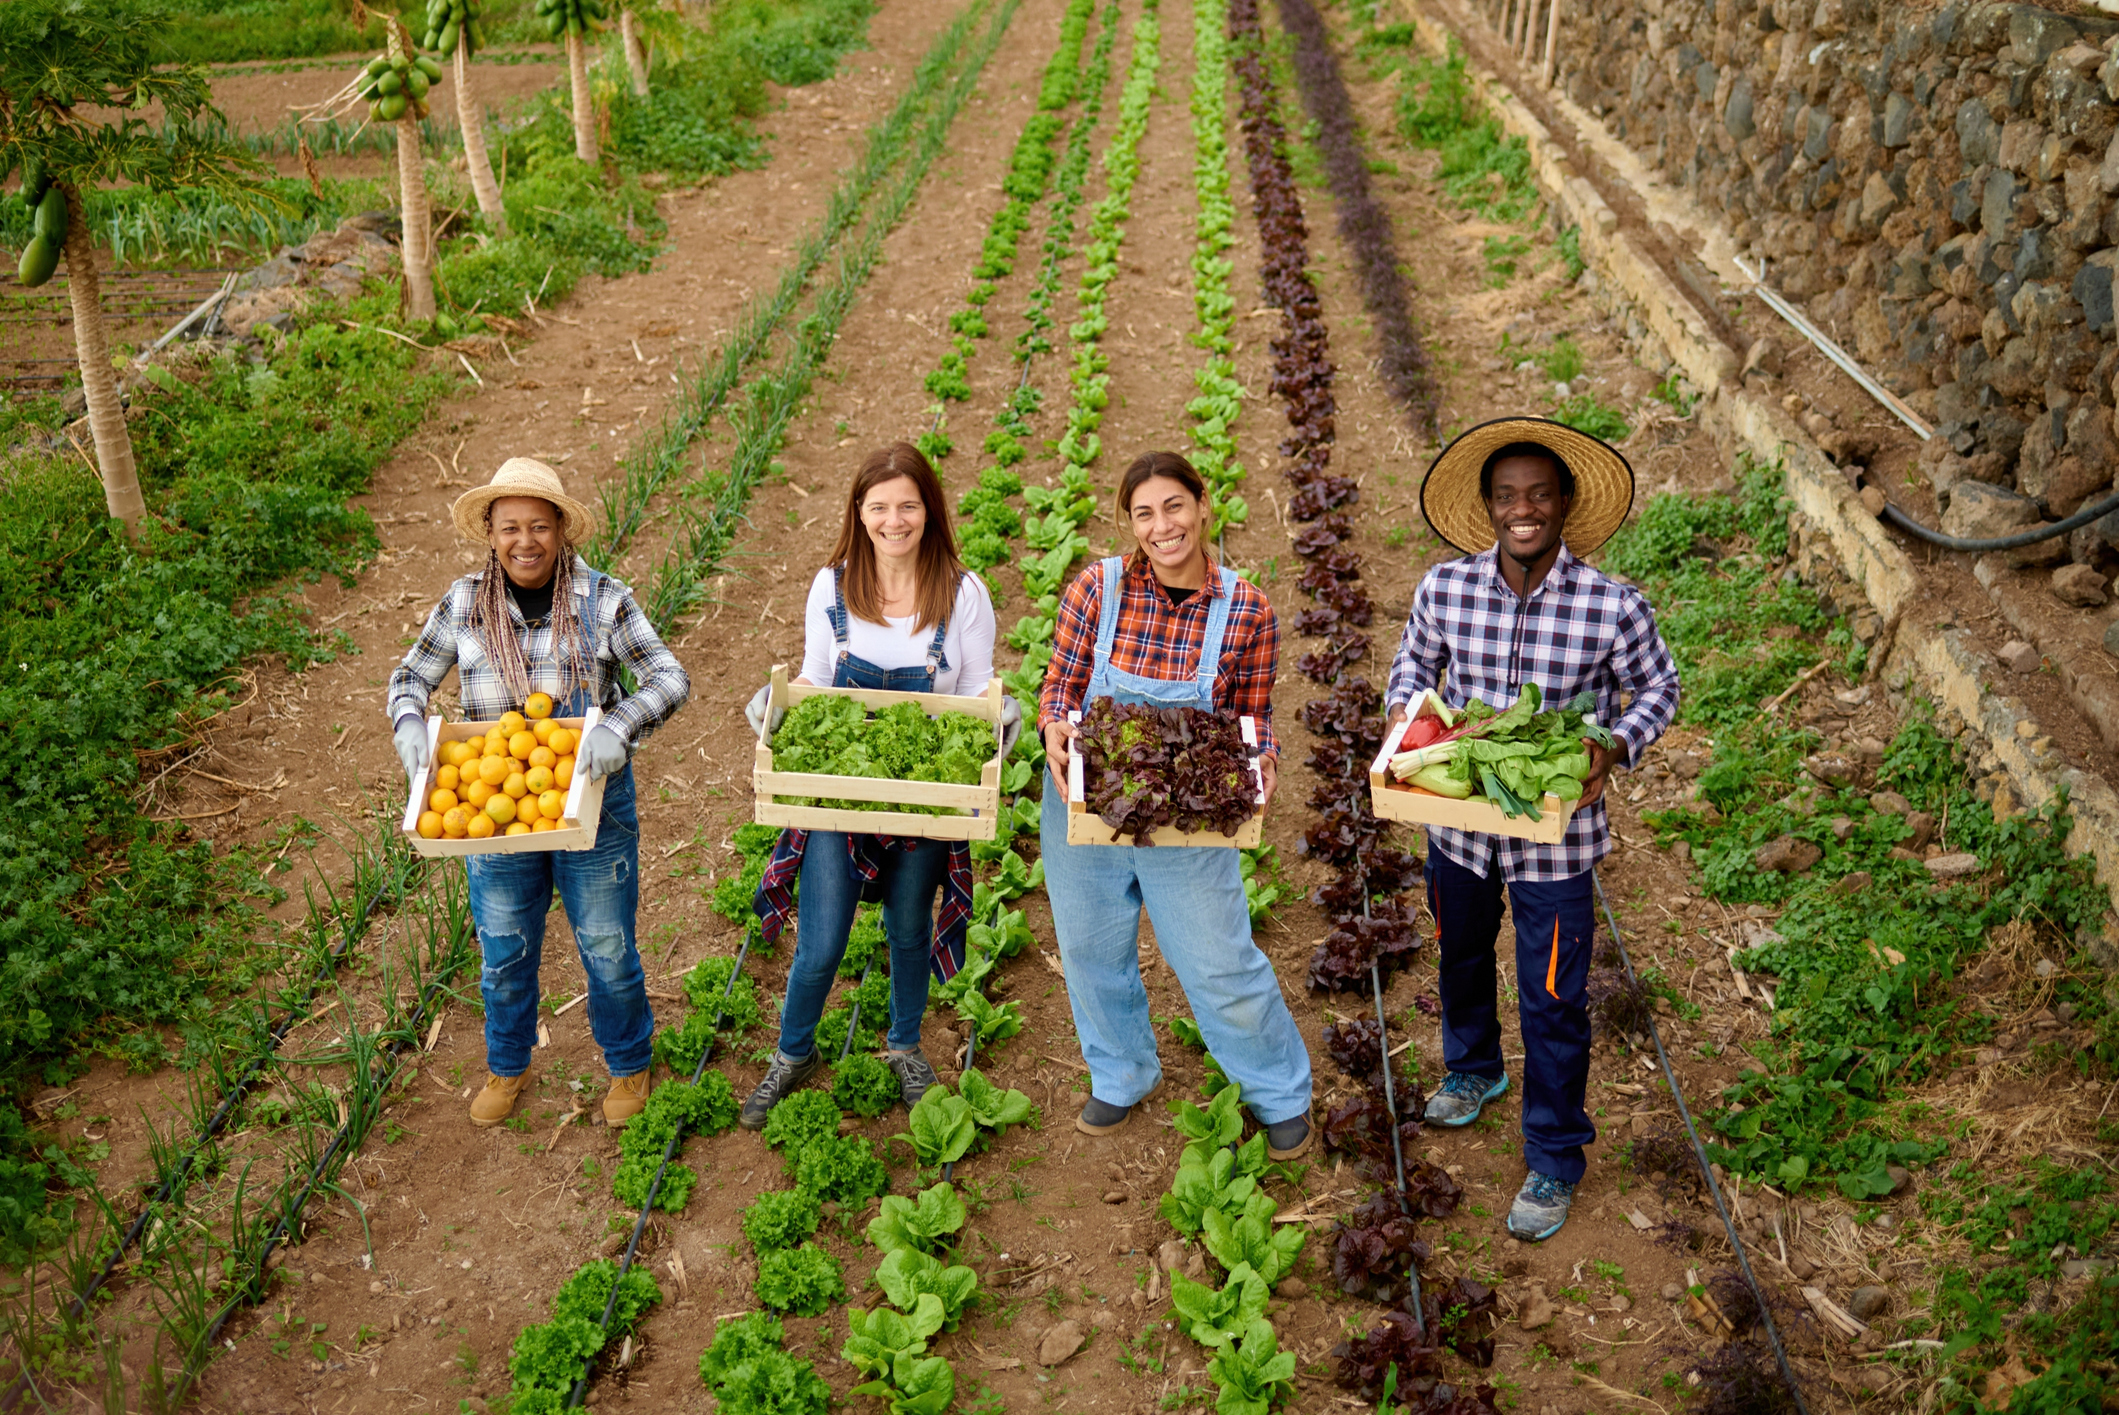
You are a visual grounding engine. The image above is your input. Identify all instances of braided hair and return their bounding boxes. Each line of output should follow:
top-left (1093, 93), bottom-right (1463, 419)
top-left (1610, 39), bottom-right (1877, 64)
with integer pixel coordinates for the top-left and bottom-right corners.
top-left (468, 506), bottom-right (594, 704)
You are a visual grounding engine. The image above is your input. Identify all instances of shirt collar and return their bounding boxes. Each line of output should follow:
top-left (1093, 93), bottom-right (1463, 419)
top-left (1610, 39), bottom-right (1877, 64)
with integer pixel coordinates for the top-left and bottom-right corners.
top-left (1127, 551), bottom-right (1225, 601)
top-left (1478, 542), bottom-right (1579, 602)
top-left (469, 554), bottom-right (594, 597)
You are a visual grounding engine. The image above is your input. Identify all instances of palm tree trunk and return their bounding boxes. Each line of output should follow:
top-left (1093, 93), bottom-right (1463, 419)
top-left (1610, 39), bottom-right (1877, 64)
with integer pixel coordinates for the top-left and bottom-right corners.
top-left (454, 45), bottom-right (507, 231)
top-left (566, 30), bottom-right (599, 162)
top-left (397, 117), bottom-right (436, 319)
top-left (620, 9), bottom-right (650, 96)
top-left (59, 182), bottom-right (144, 535)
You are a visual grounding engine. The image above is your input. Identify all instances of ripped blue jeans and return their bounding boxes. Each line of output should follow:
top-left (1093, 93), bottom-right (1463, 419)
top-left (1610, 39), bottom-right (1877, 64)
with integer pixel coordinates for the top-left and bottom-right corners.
top-left (464, 764), bottom-right (654, 1078)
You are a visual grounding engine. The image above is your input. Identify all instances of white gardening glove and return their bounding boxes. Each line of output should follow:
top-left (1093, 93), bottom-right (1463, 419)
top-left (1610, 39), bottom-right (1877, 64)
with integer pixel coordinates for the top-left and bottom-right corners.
top-left (393, 715), bottom-right (428, 789)
top-left (744, 683), bottom-right (785, 739)
top-left (999, 695), bottom-right (1023, 757)
top-left (583, 724), bottom-right (629, 781)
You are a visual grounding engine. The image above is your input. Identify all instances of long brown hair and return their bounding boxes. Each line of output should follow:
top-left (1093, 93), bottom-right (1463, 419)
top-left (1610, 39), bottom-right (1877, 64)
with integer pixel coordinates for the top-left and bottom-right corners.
top-left (1116, 451), bottom-right (1213, 567)
top-left (469, 499), bottom-right (593, 704)
top-left (829, 442), bottom-right (965, 633)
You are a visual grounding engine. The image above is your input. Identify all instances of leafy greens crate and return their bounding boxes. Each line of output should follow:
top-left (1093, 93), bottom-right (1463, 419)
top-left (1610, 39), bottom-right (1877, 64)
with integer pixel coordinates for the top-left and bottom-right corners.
top-left (752, 665), bottom-right (1005, 841)
top-left (1366, 708), bottom-right (1575, 845)
top-left (400, 707), bottom-right (608, 857)
top-left (1064, 709), bottom-right (1266, 848)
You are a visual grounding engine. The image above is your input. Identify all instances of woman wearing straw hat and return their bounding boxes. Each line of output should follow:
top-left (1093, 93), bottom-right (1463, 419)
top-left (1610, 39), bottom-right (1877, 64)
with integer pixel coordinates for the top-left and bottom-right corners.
top-left (387, 458), bottom-right (691, 1131)
top-left (1385, 419), bottom-right (1679, 1241)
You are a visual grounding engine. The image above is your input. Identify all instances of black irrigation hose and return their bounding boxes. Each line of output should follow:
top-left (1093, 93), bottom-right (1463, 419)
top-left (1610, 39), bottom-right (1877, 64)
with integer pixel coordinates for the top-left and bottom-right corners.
top-left (1590, 868), bottom-right (1812, 1415)
top-left (841, 958), bottom-right (877, 1062)
top-left (561, 925), bottom-right (758, 1411)
top-left (1878, 487), bottom-right (2119, 554)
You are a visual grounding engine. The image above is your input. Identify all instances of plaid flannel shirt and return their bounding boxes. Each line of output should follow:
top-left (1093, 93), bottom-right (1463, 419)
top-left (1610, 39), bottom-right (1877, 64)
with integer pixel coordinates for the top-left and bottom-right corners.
top-left (753, 832), bottom-right (970, 983)
top-left (1384, 545), bottom-right (1680, 883)
top-left (386, 556), bottom-right (690, 750)
top-left (1038, 553), bottom-right (1280, 756)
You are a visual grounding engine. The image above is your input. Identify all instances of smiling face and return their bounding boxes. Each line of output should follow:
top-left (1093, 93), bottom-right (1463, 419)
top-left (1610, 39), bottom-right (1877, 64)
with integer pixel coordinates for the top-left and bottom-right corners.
top-left (1127, 474), bottom-right (1209, 578)
top-left (488, 496), bottom-right (563, 588)
top-left (1485, 453), bottom-right (1573, 565)
top-left (859, 474), bottom-right (928, 570)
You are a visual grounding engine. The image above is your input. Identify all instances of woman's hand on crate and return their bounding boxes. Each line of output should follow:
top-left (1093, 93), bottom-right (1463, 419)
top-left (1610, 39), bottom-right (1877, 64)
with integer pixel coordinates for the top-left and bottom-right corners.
top-left (1258, 751), bottom-right (1277, 808)
top-left (394, 714), bottom-right (428, 786)
top-left (744, 683), bottom-right (786, 739)
top-left (999, 696), bottom-right (1023, 758)
top-left (582, 724), bottom-right (629, 781)
top-left (1042, 718), bottom-right (1078, 801)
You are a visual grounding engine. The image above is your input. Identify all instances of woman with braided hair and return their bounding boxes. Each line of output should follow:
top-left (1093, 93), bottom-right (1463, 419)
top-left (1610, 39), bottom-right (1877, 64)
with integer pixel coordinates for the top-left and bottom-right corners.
top-left (387, 459), bottom-right (690, 1130)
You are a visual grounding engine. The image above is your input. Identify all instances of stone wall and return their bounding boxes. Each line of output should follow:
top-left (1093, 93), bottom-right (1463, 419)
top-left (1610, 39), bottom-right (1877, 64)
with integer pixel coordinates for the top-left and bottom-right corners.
top-left (1555, 0), bottom-right (2119, 564)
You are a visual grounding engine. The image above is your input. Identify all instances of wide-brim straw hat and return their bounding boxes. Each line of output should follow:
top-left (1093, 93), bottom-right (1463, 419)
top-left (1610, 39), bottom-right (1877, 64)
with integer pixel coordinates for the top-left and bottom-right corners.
top-left (451, 458), bottom-right (596, 545)
top-left (1420, 416), bottom-right (1635, 558)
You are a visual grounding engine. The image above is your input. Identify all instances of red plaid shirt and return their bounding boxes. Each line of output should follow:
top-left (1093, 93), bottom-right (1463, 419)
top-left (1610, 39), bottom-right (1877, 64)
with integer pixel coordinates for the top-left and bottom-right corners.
top-left (1039, 553), bottom-right (1280, 756)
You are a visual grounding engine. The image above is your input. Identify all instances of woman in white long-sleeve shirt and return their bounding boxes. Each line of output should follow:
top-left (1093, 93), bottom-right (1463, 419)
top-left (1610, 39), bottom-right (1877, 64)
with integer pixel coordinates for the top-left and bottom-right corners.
top-left (738, 443), bottom-right (1012, 1128)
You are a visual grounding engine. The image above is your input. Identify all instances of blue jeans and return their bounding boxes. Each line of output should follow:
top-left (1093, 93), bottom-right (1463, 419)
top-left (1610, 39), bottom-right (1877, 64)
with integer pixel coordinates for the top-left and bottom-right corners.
top-left (1427, 851), bottom-right (1597, 1184)
top-left (1038, 770), bottom-right (1312, 1124)
top-left (465, 764), bottom-right (654, 1078)
top-left (777, 833), bottom-right (948, 1058)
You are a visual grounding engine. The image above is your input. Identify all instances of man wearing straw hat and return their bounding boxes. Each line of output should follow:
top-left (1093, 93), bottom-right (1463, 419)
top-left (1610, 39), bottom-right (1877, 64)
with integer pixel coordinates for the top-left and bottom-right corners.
top-left (388, 458), bottom-right (691, 1130)
top-left (1385, 419), bottom-right (1680, 1241)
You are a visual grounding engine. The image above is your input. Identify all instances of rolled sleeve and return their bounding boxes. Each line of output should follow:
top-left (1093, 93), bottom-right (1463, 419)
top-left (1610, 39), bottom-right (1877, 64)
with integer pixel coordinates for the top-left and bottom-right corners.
top-left (600, 592), bottom-right (690, 749)
top-left (386, 596), bottom-right (459, 727)
top-left (1037, 564), bottom-right (1102, 734)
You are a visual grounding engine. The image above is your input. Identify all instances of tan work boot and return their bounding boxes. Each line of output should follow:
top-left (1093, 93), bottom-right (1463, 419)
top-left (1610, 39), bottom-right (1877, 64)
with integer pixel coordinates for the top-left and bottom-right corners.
top-left (469, 1071), bottom-right (532, 1128)
top-left (604, 1070), bottom-right (653, 1128)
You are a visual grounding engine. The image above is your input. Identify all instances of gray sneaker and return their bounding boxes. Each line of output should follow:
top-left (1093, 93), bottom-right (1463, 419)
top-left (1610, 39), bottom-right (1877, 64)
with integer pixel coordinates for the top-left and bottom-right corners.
top-left (1506, 1171), bottom-right (1578, 1241)
top-left (884, 1047), bottom-right (940, 1109)
top-left (1421, 1071), bottom-right (1509, 1127)
top-left (739, 1049), bottom-right (822, 1129)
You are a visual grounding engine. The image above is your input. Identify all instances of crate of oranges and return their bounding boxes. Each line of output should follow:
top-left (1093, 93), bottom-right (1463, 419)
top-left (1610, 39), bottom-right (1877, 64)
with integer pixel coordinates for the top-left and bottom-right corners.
top-left (398, 694), bottom-right (608, 856)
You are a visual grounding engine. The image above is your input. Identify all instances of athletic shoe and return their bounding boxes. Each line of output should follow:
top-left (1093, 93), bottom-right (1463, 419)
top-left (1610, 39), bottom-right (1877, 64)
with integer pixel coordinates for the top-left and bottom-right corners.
top-left (738, 1049), bottom-right (822, 1130)
top-left (1506, 1171), bottom-right (1578, 1241)
top-left (1421, 1071), bottom-right (1509, 1127)
top-left (884, 1047), bottom-right (940, 1109)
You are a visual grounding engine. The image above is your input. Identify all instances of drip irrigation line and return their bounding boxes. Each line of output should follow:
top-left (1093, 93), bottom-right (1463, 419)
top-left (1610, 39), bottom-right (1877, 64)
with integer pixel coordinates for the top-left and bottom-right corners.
top-left (1590, 867), bottom-right (1811, 1415)
top-left (1361, 887), bottom-right (1424, 1339)
top-left (563, 924), bottom-right (757, 1411)
top-left (841, 958), bottom-right (877, 1061)
top-left (1877, 488), bottom-right (2119, 553)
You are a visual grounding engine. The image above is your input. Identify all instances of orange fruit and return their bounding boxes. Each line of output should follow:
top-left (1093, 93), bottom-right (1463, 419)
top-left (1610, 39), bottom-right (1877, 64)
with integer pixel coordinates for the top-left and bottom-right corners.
top-left (528, 745), bottom-right (557, 770)
top-left (509, 731), bottom-right (537, 760)
top-left (478, 756), bottom-right (510, 787)
top-left (436, 764), bottom-right (460, 792)
top-left (429, 787), bottom-right (459, 814)
top-left (525, 693), bottom-right (553, 721)
top-left (547, 728), bottom-right (576, 756)
top-left (483, 737), bottom-right (508, 758)
top-left (532, 718), bottom-right (559, 745)
top-left (554, 756), bottom-right (575, 789)
top-left (499, 711), bottom-right (527, 736)
top-left (525, 764), bottom-right (554, 794)
top-left (464, 779), bottom-right (496, 809)
top-left (442, 806), bottom-right (470, 837)
top-left (504, 771), bottom-right (528, 800)
top-left (417, 810), bottom-right (444, 839)
top-left (531, 819), bottom-right (557, 832)
top-left (467, 812), bottom-right (496, 839)
top-left (485, 794), bottom-right (517, 826)
top-left (505, 822), bottom-right (531, 836)
top-left (515, 794), bottom-right (541, 825)
top-left (538, 788), bottom-right (565, 819)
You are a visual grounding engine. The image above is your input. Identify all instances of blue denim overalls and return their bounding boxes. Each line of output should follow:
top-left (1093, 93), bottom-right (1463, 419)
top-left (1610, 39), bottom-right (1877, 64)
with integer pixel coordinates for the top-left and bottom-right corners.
top-left (1038, 556), bottom-right (1312, 1123)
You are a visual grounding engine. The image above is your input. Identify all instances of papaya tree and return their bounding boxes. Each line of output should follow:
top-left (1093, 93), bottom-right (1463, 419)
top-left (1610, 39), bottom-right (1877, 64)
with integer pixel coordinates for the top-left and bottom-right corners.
top-left (535, 0), bottom-right (609, 161)
top-left (619, 2), bottom-right (650, 97)
top-left (419, 0), bottom-right (505, 230)
top-left (0, 0), bottom-right (273, 537)
top-left (350, 23), bottom-right (439, 319)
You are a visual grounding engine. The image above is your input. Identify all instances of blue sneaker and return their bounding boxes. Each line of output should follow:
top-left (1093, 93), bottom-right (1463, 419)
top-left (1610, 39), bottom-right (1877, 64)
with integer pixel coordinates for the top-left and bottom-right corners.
top-left (1421, 1071), bottom-right (1509, 1127)
top-left (1507, 1171), bottom-right (1578, 1241)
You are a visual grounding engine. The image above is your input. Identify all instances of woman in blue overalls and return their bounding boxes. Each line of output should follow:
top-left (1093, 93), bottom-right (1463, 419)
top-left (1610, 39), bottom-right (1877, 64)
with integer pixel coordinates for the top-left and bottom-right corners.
top-left (1038, 451), bottom-right (1313, 1158)
top-left (739, 442), bottom-right (1015, 1127)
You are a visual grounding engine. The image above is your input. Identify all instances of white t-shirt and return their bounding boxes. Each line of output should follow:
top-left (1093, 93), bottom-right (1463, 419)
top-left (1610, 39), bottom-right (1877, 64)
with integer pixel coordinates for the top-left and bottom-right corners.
top-left (799, 567), bottom-right (996, 695)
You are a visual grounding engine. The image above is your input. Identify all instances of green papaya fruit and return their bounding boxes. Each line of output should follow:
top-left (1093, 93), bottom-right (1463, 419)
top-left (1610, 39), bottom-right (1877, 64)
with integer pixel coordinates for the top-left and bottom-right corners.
top-left (32, 187), bottom-right (67, 243)
top-left (405, 70), bottom-right (429, 100)
top-left (379, 92), bottom-right (408, 121)
top-left (467, 19), bottom-right (483, 47)
top-left (421, 28), bottom-right (438, 48)
top-left (376, 69), bottom-right (403, 95)
top-left (416, 54), bottom-right (443, 79)
top-left (17, 234), bottom-right (58, 288)
top-left (366, 56), bottom-right (389, 75)
top-left (545, 14), bottom-right (563, 34)
top-left (360, 83), bottom-right (379, 101)
top-left (437, 23), bottom-right (458, 53)
top-left (22, 154), bottom-right (48, 208)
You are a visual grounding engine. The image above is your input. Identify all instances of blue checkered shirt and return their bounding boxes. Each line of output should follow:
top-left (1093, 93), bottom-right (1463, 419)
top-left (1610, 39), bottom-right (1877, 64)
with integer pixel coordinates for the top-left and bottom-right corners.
top-left (1383, 545), bottom-right (1680, 882)
top-left (386, 556), bottom-right (689, 751)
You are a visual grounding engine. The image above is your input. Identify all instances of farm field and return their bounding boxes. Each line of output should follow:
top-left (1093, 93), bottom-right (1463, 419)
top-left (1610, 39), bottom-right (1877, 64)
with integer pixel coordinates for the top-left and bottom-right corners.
top-left (3, 0), bottom-right (2115, 1411)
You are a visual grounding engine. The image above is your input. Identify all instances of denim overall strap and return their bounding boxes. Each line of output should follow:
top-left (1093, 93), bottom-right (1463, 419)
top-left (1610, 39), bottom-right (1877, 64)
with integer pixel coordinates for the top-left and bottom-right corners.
top-left (1085, 556), bottom-right (1128, 696)
top-left (1190, 566), bottom-right (1239, 711)
top-left (828, 565), bottom-right (851, 670)
top-left (922, 575), bottom-right (955, 678)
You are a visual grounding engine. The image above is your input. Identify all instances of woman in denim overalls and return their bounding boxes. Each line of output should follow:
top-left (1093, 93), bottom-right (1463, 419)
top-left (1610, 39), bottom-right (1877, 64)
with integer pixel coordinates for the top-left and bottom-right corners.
top-left (1038, 452), bottom-right (1313, 1158)
top-left (739, 443), bottom-right (1013, 1128)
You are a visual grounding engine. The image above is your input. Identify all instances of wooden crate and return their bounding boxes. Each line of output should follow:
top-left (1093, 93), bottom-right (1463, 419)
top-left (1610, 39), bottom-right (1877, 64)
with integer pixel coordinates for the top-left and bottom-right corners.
top-left (1064, 710), bottom-right (1266, 848)
top-left (752, 666), bottom-right (1004, 842)
top-left (1366, 711), bottom-right (1577, 845)
top-left (401, 706), bottom-right (609, 857)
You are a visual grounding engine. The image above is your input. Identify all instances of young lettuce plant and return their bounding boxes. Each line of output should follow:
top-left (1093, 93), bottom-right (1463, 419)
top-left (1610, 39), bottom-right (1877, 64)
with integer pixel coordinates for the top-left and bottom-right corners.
top-left (1203, 1196), bottom-right (1306, 1286)
top-left (1169, 1261), bottom-right (1271, 1349)
top-left (843, 1293), bottom-right (948, 1379)
top-left (875, 1247), bottom-right (980, 1331)
top-left (852, 1351), bottom-right (957, 1415)
top-left (754, 1242), bottom-right (845, 1317)
top-left (1207, 1317), bottom-right (1299, 1415)
top-left (867, 1181), bottom-right (968, 1257)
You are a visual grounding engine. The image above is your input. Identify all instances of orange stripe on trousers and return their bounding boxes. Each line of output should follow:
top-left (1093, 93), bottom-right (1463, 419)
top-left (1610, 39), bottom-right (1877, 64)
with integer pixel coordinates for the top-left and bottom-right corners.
top-left (1545, 916), bottom-right (1560, 997)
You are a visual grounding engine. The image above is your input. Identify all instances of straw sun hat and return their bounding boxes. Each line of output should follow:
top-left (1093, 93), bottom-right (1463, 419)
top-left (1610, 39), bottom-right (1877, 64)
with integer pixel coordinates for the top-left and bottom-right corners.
top-left (450, 458), bottom-right (596, 545)
top-left (1419, 417), bottom-right (1635, 558)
